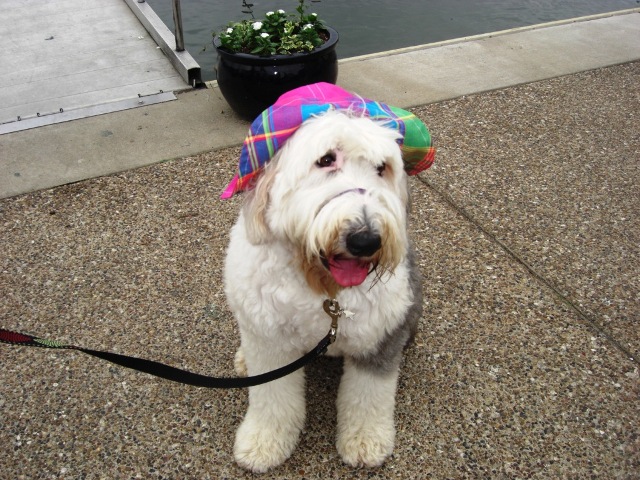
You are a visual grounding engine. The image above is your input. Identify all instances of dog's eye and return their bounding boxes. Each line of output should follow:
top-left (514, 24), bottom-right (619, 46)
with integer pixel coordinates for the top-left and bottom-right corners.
top-left (377, 163), bottom-right (386, 176)
top-left (316, 152), bottom-right (336, 168)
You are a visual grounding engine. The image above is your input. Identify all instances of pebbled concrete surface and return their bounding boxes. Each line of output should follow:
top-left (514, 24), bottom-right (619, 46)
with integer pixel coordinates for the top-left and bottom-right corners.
top-left (1, 62), bottom-right (638, 478)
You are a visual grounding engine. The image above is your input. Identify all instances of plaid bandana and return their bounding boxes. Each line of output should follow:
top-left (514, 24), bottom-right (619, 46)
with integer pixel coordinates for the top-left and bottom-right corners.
top-left (221, 82), bottom-right (435, 199)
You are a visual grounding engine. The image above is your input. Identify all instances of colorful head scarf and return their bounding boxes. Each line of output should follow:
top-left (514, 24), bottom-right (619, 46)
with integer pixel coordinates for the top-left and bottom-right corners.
top-left (221, 82), bottom-right (435, 199)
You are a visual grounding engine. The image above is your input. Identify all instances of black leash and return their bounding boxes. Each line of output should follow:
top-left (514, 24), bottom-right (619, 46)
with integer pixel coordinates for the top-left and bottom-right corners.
top-left (0, 299), bottom-right (343, 389)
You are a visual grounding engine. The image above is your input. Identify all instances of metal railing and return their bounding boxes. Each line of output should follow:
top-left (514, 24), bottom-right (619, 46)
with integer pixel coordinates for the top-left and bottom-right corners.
top-left (171, 0), bottom-right (185, 52)
top-left (138, 0), bottom-right (185, 52)
top-left (131, 0), bottom-right (202, 87)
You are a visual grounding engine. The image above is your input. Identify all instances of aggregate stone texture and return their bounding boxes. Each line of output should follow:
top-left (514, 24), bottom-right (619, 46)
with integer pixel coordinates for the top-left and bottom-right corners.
top-left (1, 63), bottom-right (638, 478)
top-left (412, 62), bottom-right (640, 364)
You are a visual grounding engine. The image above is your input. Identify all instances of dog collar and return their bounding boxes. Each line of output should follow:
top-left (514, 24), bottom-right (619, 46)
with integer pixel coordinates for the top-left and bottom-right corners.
top-left (220, 82), bottom-right (435, 199)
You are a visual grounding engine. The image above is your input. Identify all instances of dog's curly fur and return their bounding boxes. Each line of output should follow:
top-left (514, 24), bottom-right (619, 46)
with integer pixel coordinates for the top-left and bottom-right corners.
top-left (224, 110), bottom-right (422, 472)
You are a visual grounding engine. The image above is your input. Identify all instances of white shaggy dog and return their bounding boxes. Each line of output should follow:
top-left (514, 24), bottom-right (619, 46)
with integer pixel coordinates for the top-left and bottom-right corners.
top-left (224, 109), bottom-right (423, 472)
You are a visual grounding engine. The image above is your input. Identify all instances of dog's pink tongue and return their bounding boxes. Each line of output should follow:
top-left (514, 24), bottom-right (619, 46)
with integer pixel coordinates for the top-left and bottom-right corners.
top-left (329, 257), bottom-right (370, 287)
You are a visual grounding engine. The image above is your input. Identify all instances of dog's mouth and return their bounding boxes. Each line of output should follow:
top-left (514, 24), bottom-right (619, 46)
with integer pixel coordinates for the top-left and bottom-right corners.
top-left (322, 255), bottom-right (371, 287)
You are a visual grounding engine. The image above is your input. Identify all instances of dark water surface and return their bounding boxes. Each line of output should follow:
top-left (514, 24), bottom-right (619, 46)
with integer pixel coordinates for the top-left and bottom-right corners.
top-left (147, 0), bottom-right (638, 81)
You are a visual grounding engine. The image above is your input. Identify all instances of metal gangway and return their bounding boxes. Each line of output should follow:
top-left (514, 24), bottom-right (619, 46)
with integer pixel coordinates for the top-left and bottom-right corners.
top-left (0, 0), bottom-right (201, 135)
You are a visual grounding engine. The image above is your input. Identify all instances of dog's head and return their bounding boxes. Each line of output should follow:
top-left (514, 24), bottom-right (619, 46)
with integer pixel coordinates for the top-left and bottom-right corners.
top-left (242, 110), bottom-right (411, 296)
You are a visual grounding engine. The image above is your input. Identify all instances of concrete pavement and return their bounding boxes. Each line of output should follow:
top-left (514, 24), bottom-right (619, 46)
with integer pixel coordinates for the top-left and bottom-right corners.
top-left (1, 9), bottom-right (639, 479)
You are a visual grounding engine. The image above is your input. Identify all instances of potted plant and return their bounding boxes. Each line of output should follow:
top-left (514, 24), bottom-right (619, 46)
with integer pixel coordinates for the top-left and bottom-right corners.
top-left (213, 0), bottom-right (339, 120)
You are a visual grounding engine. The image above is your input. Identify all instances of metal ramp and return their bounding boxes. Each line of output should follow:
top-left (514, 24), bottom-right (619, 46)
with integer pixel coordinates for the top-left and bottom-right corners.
top-left (0, 0), bottom-right (200, 135)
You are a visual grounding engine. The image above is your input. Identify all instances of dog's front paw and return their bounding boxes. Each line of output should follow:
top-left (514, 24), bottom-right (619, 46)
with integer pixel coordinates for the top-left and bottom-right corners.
top-left (234, 414), bottom-right (301, 473)
top-left (337, 422), bottom-right (395, 468)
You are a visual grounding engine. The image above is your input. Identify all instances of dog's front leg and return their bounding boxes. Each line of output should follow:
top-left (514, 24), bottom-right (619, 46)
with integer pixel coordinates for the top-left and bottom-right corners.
top-left (336, 357), bottom-right (400, 468)
top-left (234, 339), bottom-right (306, 473)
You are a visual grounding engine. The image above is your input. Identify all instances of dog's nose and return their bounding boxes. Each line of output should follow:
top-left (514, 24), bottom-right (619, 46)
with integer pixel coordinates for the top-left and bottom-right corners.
top-left (346, 231), bottom-right (382, 257)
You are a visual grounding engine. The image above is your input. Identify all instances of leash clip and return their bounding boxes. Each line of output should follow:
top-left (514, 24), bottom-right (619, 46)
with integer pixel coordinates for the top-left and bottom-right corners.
top-left (323, 298), bottom-right (342, 344)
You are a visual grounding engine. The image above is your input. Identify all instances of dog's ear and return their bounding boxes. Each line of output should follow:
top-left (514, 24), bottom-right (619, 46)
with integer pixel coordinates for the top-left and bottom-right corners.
top-left (242, 159), bottom-right (278, 244)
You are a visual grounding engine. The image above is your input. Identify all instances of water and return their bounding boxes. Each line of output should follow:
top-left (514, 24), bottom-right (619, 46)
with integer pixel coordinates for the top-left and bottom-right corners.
top-left (147, 0), bottom-right (638, 81)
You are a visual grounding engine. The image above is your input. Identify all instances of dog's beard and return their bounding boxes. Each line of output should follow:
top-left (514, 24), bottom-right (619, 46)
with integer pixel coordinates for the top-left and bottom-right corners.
top-left (299, 253), bottom-right (342, 298)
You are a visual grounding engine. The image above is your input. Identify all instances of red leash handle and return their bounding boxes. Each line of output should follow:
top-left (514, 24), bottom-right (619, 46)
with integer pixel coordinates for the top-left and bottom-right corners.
top-left (0, 328), bottom-right (73, 349)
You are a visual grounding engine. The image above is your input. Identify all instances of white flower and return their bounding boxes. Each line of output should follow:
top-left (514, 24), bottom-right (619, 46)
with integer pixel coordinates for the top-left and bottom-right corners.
top-left (252, 21), bottom-right (263, 30)
top-left (266, 11), bottom-right (274, 16)
top-left (226, 27), bottom-right (233, 34)
top-left (260, 32), bottom-right (269, 38)
top-left (278, 9), bottom-right (285, 14)
top-left (302, 23), bottom-right (313, 30)
top-left (311, 13), bottom-right (317, 17)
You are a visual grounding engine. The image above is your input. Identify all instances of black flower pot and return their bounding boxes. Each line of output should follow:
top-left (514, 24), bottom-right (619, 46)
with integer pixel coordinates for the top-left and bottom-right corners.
top-left (213, 26), bottom-right (339, 121)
